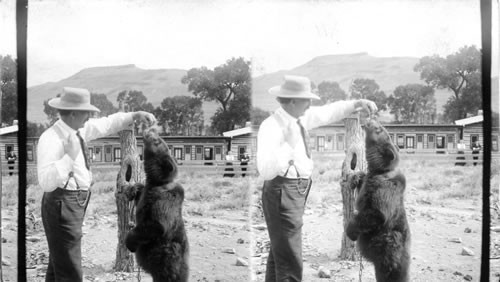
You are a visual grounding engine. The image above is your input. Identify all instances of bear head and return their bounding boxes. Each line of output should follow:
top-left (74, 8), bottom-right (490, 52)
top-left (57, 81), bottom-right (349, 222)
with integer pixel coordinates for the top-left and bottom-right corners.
top-left (363, 118), bottom-right (399, 173)
top-left (143, 127), bottom-right (178, 185)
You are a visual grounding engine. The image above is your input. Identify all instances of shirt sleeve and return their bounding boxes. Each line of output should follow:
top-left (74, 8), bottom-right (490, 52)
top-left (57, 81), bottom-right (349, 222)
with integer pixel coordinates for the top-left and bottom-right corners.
top-left (82, 112), bottom-right (135, 141)
top-left (301, 100), bottom-right (357, 130)
top-left (37, 130), bottom-right (75, 192)
top-left (256, 118), bottom-right (294, 180)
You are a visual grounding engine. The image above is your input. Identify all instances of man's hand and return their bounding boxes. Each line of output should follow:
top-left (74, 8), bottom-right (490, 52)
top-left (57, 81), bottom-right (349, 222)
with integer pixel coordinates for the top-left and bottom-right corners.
top-left (354, 99), bottom-right (378, 117)
top-left (64, 133), bottom-right (81, 160)
top-left (133, 111), bottom-right (157, 128)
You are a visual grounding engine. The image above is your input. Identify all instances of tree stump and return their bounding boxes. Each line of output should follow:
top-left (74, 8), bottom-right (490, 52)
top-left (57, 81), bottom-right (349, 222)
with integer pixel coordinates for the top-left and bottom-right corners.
top-left (114, 118), bottom-right (144, 272)
top-left (339, 114), bottom-right (366, 260)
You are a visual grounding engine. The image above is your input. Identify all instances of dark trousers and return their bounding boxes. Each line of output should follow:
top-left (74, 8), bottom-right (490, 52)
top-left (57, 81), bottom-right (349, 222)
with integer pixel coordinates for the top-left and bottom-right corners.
top-left (472, 151), bottom-right (479, 166)
top-left (42, 188), bottom-right (91, 282)
top-left (262, 176), bottom-right (311, 282)
top-left (7, 161), bottom-right (14, 176)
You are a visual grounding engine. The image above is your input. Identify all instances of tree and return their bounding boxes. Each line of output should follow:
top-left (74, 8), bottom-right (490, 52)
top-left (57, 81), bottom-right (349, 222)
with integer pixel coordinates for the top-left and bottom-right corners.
top-left (43, 95), bottom-right (60, 125)
top-left (117, 90), bottom-right (155, 113)
top-left (91, 93), bottom-right (118, 117)
top-left (251, 107), bottom-right (271, 126)
top-left (387, 84), bottom-right (437, 124)
top-left (182, 57), bottom-right (251, 134)
top-left (155, 96), bottom-right (204, 135)
top-left (313, 81), bottom-right (347, 106)
top-left (349, 78), bottom-right (388, 111)
top-left (414, 45), bottom-right (481, 122)
top-left (0, 55), bottom-right (17, 126)
top-left (27, 121), bottom-right (48, 137)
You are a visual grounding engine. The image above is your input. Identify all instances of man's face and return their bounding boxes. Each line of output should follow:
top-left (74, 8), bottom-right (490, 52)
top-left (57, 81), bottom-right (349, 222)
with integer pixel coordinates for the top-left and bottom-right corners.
top-left (72, 111), bottom-right (91, 129)
top-left (291, 99), bottom-right (311, 118)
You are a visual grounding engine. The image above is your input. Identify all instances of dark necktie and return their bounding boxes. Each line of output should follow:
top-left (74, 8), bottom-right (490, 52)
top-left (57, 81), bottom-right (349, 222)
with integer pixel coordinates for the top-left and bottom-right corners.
top-left (76, 131), bottom-right (90, 170)
top-left (297, 119), bottom-right (311, 159)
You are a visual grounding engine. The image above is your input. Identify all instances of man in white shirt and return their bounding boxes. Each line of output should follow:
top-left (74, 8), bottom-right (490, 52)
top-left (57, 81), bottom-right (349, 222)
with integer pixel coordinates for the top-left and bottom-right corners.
top-left (38, 87), bottom-right (156, 282)
top-left (257, 75), bottom-right (377, 282)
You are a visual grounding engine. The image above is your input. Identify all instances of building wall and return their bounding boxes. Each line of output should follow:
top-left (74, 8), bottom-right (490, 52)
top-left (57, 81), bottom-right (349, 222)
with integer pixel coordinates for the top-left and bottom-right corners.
top-left (229, 133), bottom-right (257, 161)
top-left (309, 124), bottom-right (462, 152)
top-left (0, 134), bottom-right (19, 170)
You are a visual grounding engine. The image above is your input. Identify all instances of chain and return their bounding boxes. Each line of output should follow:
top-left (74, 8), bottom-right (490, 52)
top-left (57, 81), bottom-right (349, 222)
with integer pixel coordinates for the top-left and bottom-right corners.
top-left (358, 253), bottom-right (364, 282)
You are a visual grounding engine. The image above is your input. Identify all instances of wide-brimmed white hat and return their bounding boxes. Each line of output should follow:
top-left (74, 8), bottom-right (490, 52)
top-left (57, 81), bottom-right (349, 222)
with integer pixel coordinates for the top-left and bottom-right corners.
top-left (269, 75), bottom-right (320, 100)
top-left (48, 87), bottom-right (101, 112)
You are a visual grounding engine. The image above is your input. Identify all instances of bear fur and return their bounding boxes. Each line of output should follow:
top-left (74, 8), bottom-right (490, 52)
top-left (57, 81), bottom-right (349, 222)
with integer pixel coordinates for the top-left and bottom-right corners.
top-left (125, 127), bottom-right (189, 282)
top-left (346, 119), bottom-right (411, 282)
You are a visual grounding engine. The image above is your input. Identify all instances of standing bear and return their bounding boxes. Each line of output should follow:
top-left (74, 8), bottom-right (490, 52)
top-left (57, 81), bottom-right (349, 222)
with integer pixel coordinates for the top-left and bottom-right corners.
top-left (346, 119), bottom-right (411, 282)
top-left (125, 127), bottom-right (189, 282)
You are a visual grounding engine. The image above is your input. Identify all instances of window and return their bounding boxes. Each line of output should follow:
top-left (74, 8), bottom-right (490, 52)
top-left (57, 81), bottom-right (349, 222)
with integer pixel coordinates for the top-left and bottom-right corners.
top-left (470, 134), bottom-right (479, 149)
top-left (397, 135), bottom-right (405, 149)
top-left (5, 144), bottom-right (14, 159)
top-left (114, 148), bottom-right (121, 162)
top-left (195, 146), bottom-right (203, 160)
top-left (447, 134), bottom-right (455, 148)
top-left (390, 134), bottom-right (394, 142)
top-left (493, 135), bottom-right (499, 151)
top-left (184, 146), bottom-right (192, 160)
top-left (309, 135), bottom-right (316, 150)
top-left (317, 136), bottom-right (325, 152)
top-left (215, 147), bottom-right (222, 155)
top-left (447, 134), bottom-right (454, 144)
top-left (326, 135), bottom-right (333, 151)
top-left (417, 135), bottom-right (423, 143)
top-left (405, 136), bottom-right (415, 149)
top-left (436, 136), bottom-right (445, 149)
top-left (204, 147), bottom-right (213, 160)
top-left (337, 134), bottom-right (344, 150)
top-left (94, 147), bottom-right (102, 162)
top-left (174, 148), bottom-right (183, 160)
top-left (27, 145), bottom-right (34, 161)
top-left (428, 134), bottom-right (435, 149)
top-left (238, 146), bottom-right (247, 160)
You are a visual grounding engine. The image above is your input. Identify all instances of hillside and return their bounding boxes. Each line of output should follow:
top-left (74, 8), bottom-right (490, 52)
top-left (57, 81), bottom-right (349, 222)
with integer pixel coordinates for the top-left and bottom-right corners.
top-left (252, 53), bottom-right (453, 114)
top-left (28, 55), bottom-right (493, 125)
top-left (27, 64), bottom-right (218, 123)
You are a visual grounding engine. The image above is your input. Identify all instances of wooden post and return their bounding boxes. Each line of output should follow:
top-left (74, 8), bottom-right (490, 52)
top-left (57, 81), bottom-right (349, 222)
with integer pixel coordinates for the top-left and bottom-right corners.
top-left (339, 113), bottom-right (366, 260)
top-left (0, 69), bottom-right (3, 281)
top-left (114, 103), bottom-right (144, 272)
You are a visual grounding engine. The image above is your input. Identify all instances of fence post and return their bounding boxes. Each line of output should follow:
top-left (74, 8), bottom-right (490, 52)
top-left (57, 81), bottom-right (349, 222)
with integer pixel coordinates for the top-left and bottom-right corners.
top-left (339, 113), bottom-right (366, 260)
top-left (114, 103), bottom-right (144, 272)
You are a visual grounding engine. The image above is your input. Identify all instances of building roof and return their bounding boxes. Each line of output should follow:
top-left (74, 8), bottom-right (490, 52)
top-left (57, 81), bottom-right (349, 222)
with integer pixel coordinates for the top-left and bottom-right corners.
top-left (223, 126), bottom-right (253, 137)
top-left (454, 115), bottom-right (483, 126)
top-left (0, 125), bottom-right (18, 135)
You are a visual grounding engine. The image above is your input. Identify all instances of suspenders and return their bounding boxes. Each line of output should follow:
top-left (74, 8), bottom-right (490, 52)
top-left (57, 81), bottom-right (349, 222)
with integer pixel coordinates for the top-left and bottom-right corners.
top-left (52, 125), bottom-right (91, 206)
top-left (273, 113), bottom-right (301, 179)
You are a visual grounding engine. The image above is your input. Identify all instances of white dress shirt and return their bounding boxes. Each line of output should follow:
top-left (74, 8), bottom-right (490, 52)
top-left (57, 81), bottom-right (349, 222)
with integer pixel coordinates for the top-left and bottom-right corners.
top-left (37, 112), bottom-right (135, 192)
top-left (257, 100), bottom-right (356, 180)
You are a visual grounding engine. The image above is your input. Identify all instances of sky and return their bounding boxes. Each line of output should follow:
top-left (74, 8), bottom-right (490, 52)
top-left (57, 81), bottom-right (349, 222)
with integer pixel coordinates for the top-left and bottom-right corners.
top-left (0, 0), bottom-right (488, 87)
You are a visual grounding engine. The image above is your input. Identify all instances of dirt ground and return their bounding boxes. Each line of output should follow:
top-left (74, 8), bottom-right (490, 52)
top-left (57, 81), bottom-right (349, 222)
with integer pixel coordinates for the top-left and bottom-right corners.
top-left (21, 195), bottom-right (251, 282)
top-left (0, 177), bottom-right (485, 282)
top-left (251, 183), bottom-right (483, 282)
top-left (490, 201), bottom-right (500, 282)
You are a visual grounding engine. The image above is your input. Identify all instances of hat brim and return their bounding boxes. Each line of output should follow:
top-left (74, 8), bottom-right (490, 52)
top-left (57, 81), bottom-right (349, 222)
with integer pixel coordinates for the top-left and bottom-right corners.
top-left (269, 85), bottom-right (321, 100)
top-left (48, 98), bottom-right (101, 112)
